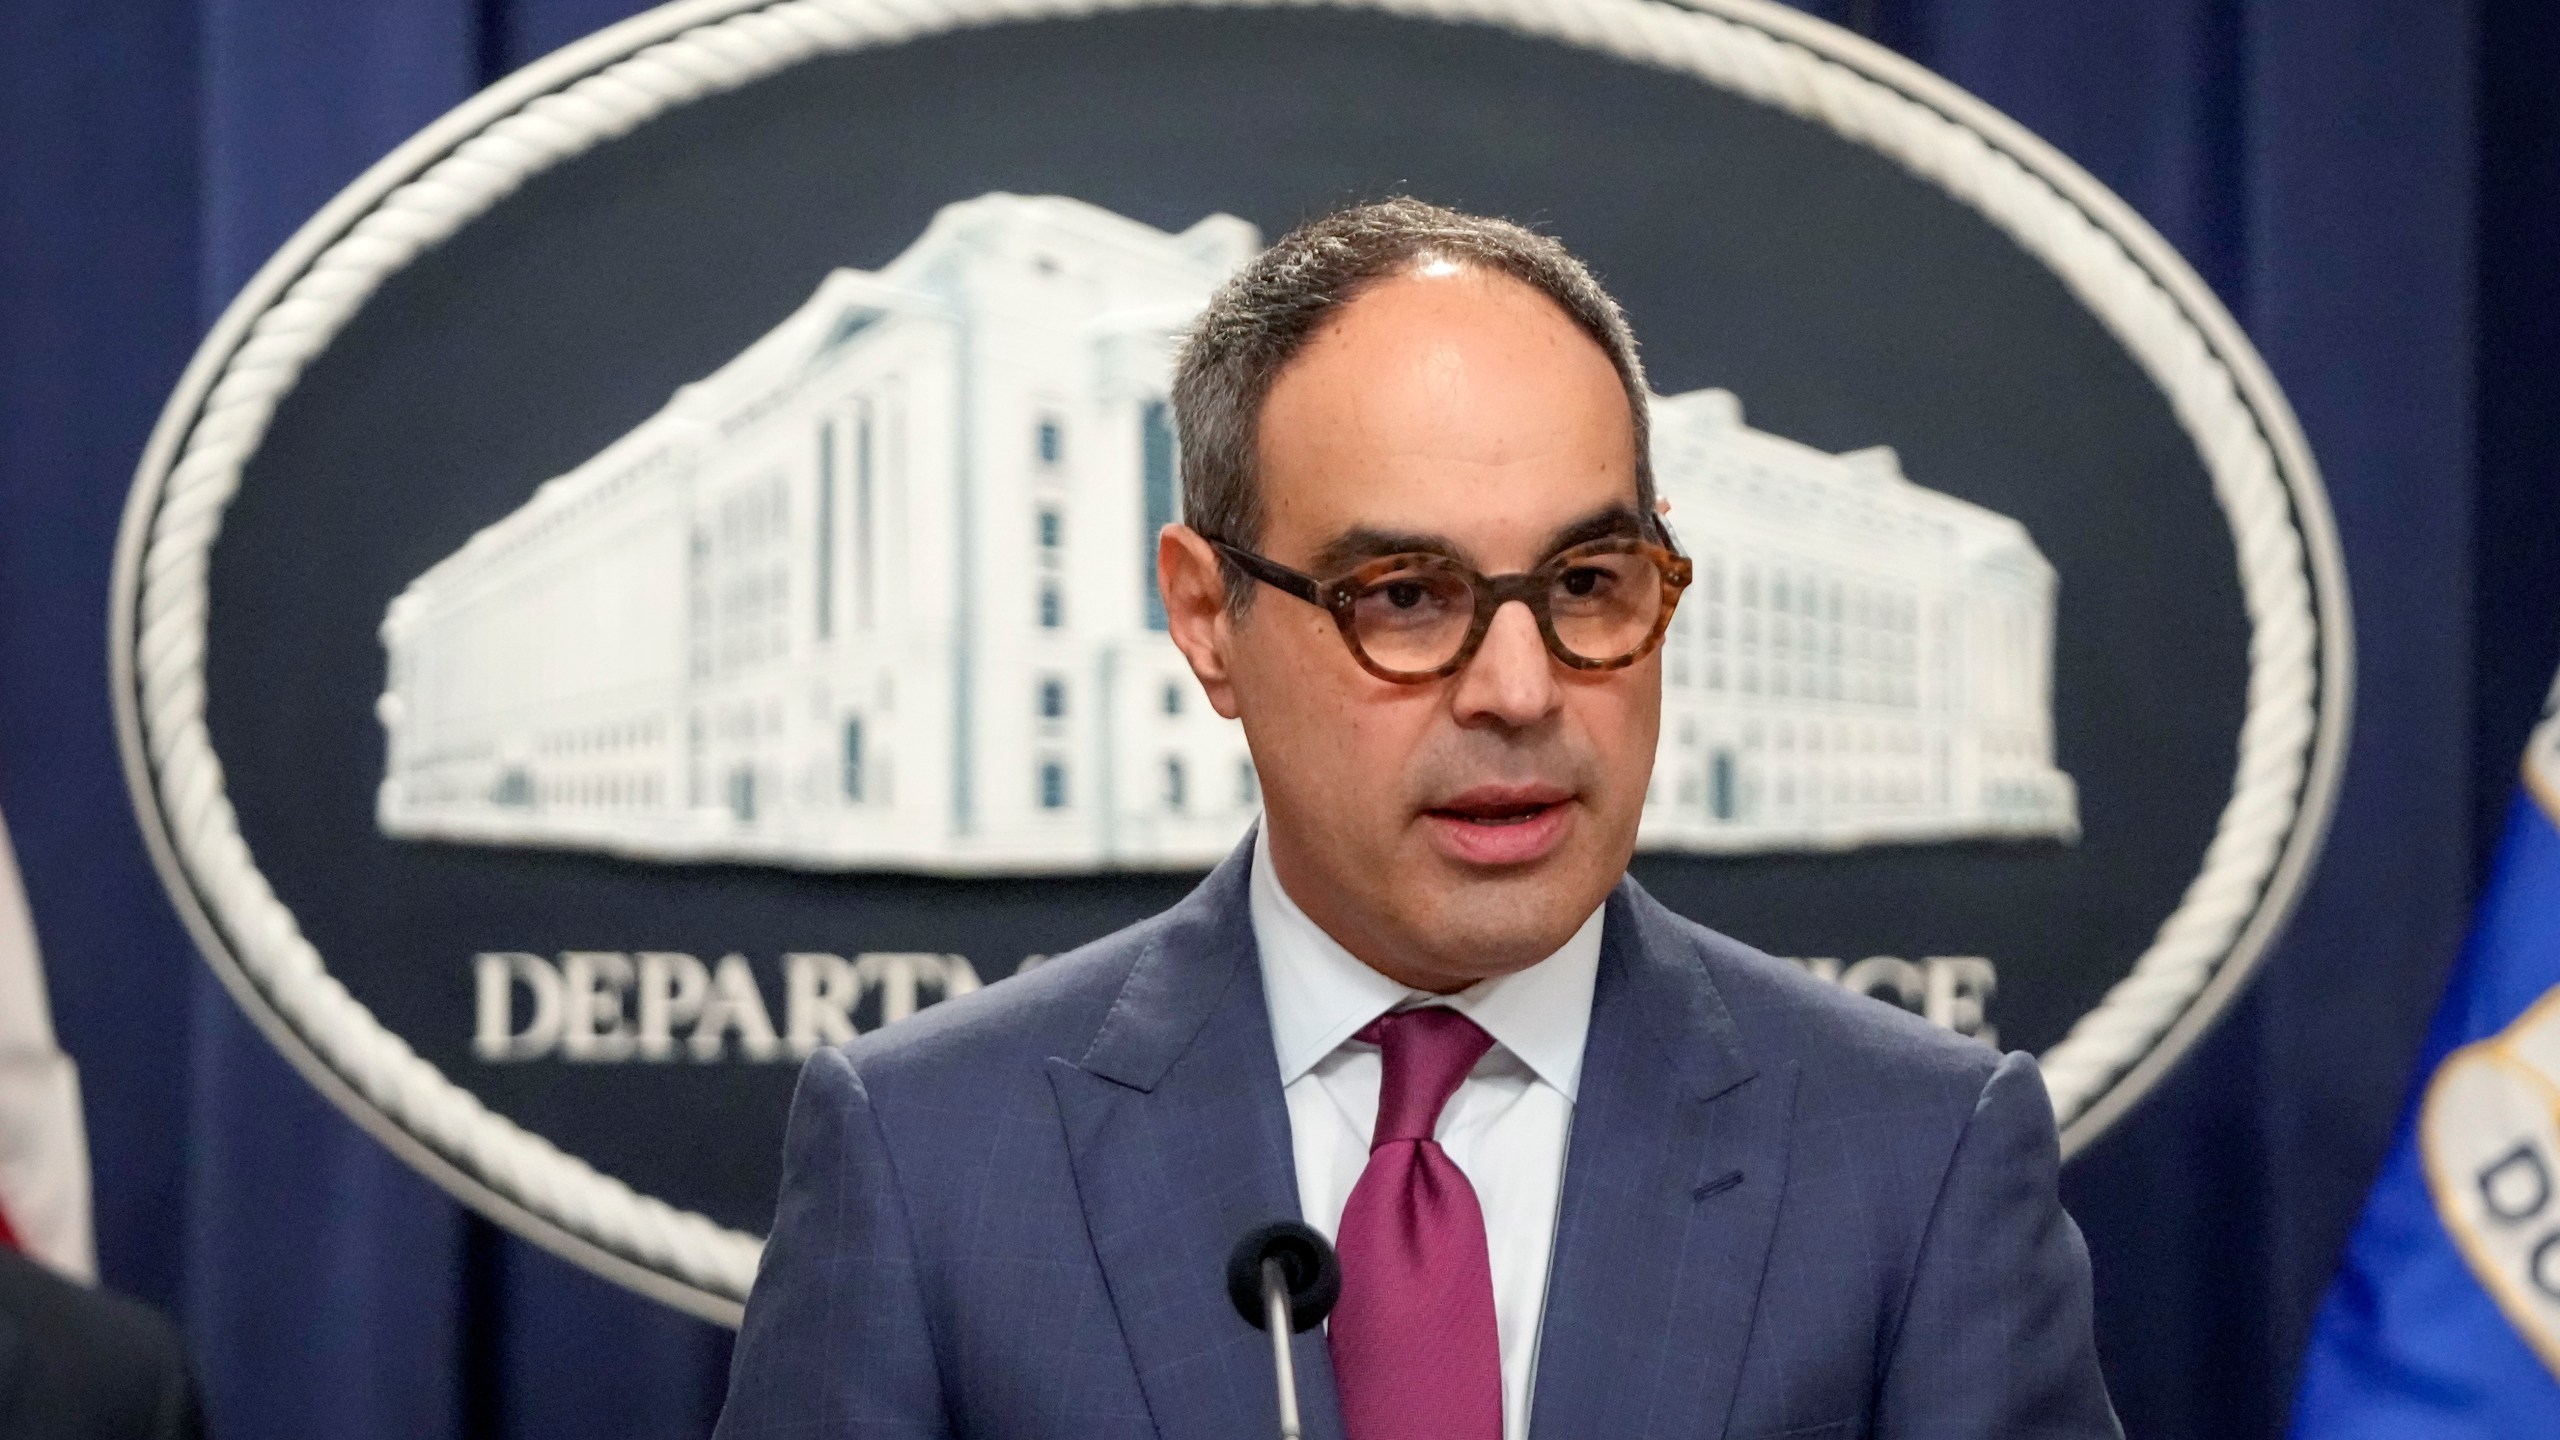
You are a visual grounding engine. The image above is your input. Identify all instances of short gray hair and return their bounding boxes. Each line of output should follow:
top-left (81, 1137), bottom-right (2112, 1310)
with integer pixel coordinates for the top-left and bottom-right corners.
top-left (1171, 198), bottom-right (1653, 608)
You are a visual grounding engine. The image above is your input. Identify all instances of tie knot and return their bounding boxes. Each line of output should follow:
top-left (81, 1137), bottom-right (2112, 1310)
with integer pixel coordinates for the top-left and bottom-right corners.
top-left (1355, 1007), bottom-right (1496, 1147)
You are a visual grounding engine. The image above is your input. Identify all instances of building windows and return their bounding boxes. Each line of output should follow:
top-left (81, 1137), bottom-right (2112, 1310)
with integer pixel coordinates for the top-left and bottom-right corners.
top-left (1141, 399), bottom-right (1178, 631)
top-left (1039, 760), bottom-right (1068, 810)
top-left (494, 767), bottom-right (532, 808)
top-left (1039, 677), bottom-right (1067, 720)
top-left (1237, 758), bottom-right (1259, 807)
top-left (841, 718), bottom-right (865, 801)
top-left (1036, 510), bottom-right (1065, 628)
top-left (1036, 415), bottom-right (1065, 468)
top-left (1162, 681), bottom-right (1183, 716)
top-left (1163, 757), bottom-right (1186, 812)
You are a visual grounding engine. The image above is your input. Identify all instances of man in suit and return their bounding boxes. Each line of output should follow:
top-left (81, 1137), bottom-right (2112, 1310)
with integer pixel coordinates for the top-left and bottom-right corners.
top-left (716, 198), bottom-right (2120, 1440)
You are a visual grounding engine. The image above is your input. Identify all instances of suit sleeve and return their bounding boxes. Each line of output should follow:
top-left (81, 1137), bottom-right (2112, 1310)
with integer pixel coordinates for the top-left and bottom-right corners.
top-left (1874, 1050), bottom-right (2122, 1439)
top-left (715, 1047), bottom-right (955, 1440)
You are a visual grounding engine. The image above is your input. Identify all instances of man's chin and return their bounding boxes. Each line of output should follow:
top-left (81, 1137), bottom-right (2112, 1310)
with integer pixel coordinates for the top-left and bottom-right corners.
top-left (1396, 853), bottom-right (1613, 978)
top-left (1408, 910), bottom-right (1589, 985)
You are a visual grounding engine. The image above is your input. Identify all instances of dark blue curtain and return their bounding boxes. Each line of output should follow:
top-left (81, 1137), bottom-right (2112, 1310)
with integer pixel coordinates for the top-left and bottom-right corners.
top-left (2, 1), bottom-right (2551, 1435)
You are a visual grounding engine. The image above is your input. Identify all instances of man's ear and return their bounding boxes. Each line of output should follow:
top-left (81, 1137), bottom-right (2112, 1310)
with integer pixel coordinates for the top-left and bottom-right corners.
top-left (1158, 524), bottom-right (1243, 719)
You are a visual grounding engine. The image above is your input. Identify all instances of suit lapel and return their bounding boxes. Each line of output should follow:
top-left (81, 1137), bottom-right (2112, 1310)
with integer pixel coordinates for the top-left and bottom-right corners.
top-left (1048, 840), bottom-right (1348, 1440)
top-left (1528, 882), bottom-right (1798, 1440)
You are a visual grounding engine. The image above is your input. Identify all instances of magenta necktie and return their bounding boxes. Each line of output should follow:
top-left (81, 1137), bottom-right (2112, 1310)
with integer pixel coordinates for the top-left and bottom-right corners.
top-left (1327, 1007), bottom-right (1503, 1440)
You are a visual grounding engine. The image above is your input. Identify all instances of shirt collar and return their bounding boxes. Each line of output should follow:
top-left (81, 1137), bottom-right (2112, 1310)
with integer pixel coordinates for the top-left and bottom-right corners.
top-left (1250, 825), bottom-right (1603, 1100)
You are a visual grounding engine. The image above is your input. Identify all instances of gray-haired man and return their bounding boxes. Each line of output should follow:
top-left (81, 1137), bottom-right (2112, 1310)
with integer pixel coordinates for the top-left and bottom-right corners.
top-left (716, 199), bottom-right (2120, 1440)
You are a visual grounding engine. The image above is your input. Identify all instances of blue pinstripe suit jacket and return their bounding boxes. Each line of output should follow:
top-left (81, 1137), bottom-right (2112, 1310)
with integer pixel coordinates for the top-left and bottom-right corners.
top-left (714, 838), bottom-right (2120, 1439)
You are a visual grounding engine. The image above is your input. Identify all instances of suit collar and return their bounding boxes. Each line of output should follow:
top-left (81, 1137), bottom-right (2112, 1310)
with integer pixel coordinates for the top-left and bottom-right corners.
top-left (1053, 834), bottom-right (1350, 1440)
top-left (1528, 878), bottom-right (1796, 1440)
top-left (1602, 875), bottom-right (1759, 1105)
top-left (1076, 837), bottom-right (1261, 1093)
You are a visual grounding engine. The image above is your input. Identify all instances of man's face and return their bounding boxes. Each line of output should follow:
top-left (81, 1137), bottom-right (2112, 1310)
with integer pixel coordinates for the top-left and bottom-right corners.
top-left (1161, 264), bottom-right (1659, 992)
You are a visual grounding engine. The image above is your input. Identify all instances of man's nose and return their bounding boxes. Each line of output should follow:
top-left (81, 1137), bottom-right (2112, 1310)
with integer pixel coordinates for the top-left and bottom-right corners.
top-left (1449, 600), bottom-right (1562, 728)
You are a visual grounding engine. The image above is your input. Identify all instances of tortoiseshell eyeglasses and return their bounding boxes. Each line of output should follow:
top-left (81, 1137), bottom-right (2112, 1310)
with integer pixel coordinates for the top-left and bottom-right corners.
top-left (1206, 532), bottom-right (1693, 684)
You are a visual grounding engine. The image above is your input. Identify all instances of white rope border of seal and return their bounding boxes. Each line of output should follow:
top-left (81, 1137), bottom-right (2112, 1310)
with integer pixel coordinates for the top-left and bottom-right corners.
top-left (124, 0), bottom-right (2340, 1308)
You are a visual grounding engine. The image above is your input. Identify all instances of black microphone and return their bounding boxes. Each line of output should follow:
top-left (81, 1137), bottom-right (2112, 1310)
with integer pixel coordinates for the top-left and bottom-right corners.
top-left (1226, 1220), bottom-right (1341, 1440)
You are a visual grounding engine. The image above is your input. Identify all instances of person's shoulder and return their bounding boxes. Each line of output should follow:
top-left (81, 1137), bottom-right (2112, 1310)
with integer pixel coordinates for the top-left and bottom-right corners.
top-left (830, 904), bottom-right (1167, 1094)
top-left (0, 1248), bottom-right (201, 1437)
top-left (0, 1247), bottom-right (181, 1374)
top-left (1626, 884), bottom-right (2005, 1108)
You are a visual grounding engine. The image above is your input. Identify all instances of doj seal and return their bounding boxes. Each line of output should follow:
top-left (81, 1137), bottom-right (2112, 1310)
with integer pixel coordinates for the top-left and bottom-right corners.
top-left (112, 0), bottom-right (2351, 1320)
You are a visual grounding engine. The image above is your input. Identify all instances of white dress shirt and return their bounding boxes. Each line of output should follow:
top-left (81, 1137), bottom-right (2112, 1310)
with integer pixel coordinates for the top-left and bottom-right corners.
top-left (1250, 831), bottom-right (1603, 1440)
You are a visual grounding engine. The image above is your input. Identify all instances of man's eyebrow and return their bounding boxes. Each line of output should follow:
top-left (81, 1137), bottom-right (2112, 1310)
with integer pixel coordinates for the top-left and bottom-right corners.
top-left (1539, 505), bottom-right (1651, 556)
top-left (1310, 527), bottom-right (1463, 573)
top-left (1307, 504), bottom-right (1652, 575)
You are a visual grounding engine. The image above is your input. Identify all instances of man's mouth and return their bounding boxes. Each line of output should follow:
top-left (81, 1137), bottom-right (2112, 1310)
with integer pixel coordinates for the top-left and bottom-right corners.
top-left (1433, 800), bottom-right (1562, 825)
top-left (1420, 785), bottom-right (1577, 865)
top-left (1426, 784), bottom-right (1574, 820)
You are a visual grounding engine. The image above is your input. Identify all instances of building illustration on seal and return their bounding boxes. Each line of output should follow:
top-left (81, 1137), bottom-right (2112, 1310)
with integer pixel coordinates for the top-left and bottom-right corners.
top-left (373, 193), bottom-right (2077, 874)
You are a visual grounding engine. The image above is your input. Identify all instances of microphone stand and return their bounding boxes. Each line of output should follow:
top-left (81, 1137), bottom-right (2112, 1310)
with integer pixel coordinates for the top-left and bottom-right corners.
top-left (1261, 1255), bottom-right (1308, 1440)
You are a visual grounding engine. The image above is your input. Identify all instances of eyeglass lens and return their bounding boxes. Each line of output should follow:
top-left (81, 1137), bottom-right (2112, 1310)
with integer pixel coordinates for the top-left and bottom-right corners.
top-left (1347, 547), bottom-right (1669, 673)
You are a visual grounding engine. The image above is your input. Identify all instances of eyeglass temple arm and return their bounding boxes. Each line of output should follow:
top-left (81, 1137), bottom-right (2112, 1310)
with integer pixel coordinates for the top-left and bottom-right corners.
top-left (1207, 539), bottom-right (1327, 607)
top-left (1647, 508), bottom-right (1688, 559)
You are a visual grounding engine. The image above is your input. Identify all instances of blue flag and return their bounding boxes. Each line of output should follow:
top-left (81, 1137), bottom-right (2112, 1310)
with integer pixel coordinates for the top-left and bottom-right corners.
top-left (2294, 676), bottom-right (2560, 1435)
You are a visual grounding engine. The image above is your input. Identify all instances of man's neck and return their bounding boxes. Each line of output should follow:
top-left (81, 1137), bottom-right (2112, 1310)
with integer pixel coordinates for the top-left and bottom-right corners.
top-left (1259, 825), bottom-right (1521, 995)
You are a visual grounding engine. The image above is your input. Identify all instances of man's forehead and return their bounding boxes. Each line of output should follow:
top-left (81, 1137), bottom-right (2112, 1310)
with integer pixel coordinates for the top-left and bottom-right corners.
top-left (1255, 267), bottom-right (1632, 438)
top-left (1252, 263), bottom-right (1640, 557)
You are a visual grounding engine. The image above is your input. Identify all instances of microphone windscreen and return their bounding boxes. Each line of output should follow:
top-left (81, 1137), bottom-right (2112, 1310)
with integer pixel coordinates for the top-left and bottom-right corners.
top-left (1225, 1220), bottom-right (1342, 1333)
